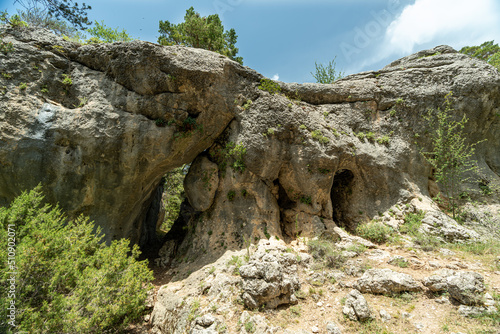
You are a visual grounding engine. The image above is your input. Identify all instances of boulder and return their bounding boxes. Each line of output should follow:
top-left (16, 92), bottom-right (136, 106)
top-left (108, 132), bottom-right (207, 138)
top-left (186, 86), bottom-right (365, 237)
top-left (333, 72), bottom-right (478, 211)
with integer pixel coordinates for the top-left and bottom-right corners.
top-left (354, 268), bottom-right (421, 294)
top-left (326, 321), bottom-right (342, 334)
top-left (422, 269), bottom-right (456, 292)
top-left (419, 211), bottom-right (480, 242)
top-left (239, 252), bottom-right (300, 309)
top-left (342, 289), bottom-right (373, 322)
top-left (184, 155), bottom-right (219, 211)
top-left (447, 271), bottom-right (485, 305)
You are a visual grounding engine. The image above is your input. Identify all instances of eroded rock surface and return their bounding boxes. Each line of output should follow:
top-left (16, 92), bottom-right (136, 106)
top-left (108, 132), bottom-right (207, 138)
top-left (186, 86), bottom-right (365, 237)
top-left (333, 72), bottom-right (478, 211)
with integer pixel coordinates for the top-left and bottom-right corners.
top-left (354, 268), bottom-right (421, 294)
top-left (342, 289), bottom-right (373, 322)
top-left (1, 27), bottom-right (499, 254)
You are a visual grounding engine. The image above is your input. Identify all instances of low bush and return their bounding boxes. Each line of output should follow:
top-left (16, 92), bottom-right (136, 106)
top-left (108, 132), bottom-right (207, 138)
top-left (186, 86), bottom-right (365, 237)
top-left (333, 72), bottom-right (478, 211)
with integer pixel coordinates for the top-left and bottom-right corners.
top-left (356, 221), bottom-right (393, 244)
top-left (0, 186), bottom-right (153, 333)
top-left (308, 238), bottom-right (346, 269)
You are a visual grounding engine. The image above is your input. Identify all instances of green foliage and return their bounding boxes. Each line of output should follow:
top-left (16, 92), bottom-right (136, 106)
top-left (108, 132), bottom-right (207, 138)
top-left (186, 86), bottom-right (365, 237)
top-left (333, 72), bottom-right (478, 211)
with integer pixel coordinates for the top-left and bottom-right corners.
top-left (161, 165), bottom-right (188, 232)
top-left (3, 13), bottom-right (28, 28)
top-left (0, 186), bottom-right (153, 333)
top-left (299, 195), bottom-right (312, 205)
top-left (365, 132), bottom-right (375, 141)
top-left (311, 129), bottom-right (329, 144)
top-left (356, 221), bottom-right (393, 244)
top-left (18, 82), bottom-right (27, 90)
top-left (258, 78), bottom-right (281, 94)
top-left (211, 141), bottom-right (247, 174)
top-left (227, 190), bottom-right (235, 201)
top-left (311, 56), bottom-right (344, 84)
top-left (158, 7), bottom-right (243, 64)
top-left (20, 0), bottom-right (92, 30)
top-left (242, 99), bottom-right (252, 110)
top-left (187, 299), bottom-right (200, 322)
top-left (400, 210), bottom-right (425, 236)
top-left (61, 73), bottom-right (72, 86)
top-left (244, 321), bottom-right (256, 333)
top-left (0, 17), bottom-right (14, 55)
top-left (308, 238), bottom-right (346, 269)
top-left (227, 255), bottom-right (245, 275)
top-left (12, 5), bottom-right (79, 37)
top-left (420, 92), bottom-right (483, 218)
top-left (460, 40), bottom-right (500, 70)
top-left (155, 118), bottom-right (167, 127)
top-left (85, 20), bottom-right (133, 44)
top-left (376, 135), bottom-right (390, 145)
top-left (299, 124), bottom-right (307, 130)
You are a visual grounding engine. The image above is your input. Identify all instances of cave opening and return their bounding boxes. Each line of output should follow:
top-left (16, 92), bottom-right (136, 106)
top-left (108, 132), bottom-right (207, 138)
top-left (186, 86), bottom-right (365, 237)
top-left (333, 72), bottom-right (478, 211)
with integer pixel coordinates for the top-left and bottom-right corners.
top-left (139, 164), bottom-right (191, 258)
top-left (330, 169), bottom-right (355, 231)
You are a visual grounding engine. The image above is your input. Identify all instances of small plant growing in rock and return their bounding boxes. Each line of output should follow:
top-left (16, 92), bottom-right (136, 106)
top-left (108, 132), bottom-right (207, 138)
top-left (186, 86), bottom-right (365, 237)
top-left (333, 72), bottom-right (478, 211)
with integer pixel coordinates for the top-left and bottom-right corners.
top-left (258, 78), bottom-right (281, 94)
top-left (356, 221), bottom-right (393, 244)
top-left (40, 85), bottom-right (48, 93)
top-left (377, 135), bottom-right (390, 145)
top-left (242, 99), bottom-right (252, 110)
top-left (227, 255), bottom-right (244, 275)
top-left (400, 210), bottom-right (425, 236)
top-left (299, 195), bottom-right (312, 205)
top-left (299, 124), bottom-right (307, 130)
top-left (311, 130), bottom-right (329, 144)
top-left (76, 96), bottom-right (88, 108)
top-left (227, 190), bottom-right (236, 201)
top-left (155, 118), bottom-right (167, 127)
top-left (267, 127), bottom-right (275, 135)
top-left (308, 238), bottom-right (346, 269)
top-left (1, 72), bottom-right (11, 79)
top-left (61, 73), bottom-right (72, 86)
top-left (18, 82), bottom-right (27, 90)
top-left (244, 321), bottom-right (256, 333)
top-left (366, 132), bottom-right (375, 141)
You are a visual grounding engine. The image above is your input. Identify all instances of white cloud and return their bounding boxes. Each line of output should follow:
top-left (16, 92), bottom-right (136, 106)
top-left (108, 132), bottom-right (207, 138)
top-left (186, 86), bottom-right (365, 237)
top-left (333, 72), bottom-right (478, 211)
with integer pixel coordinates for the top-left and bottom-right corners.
top-left (353, 0), bottom-right (500, 72)
top-left (385, 0), bottom-right (500, 56)
top-left (271, 74), bottom-right (280, 81)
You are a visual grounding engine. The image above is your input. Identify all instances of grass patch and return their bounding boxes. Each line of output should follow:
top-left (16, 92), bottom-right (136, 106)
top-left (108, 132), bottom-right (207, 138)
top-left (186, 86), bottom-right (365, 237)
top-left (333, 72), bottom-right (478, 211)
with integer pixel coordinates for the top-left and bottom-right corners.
top-left (308, 238), bottom-right (346, 269)
top-left (400, 210), bottom-right (425, 236)
top-left (356, 221), bottom-right (393, 244)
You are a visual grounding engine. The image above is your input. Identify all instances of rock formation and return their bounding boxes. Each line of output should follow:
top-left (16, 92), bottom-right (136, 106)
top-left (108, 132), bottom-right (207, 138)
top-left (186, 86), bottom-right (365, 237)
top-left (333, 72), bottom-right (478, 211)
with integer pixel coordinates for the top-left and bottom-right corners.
top-left (1, 26), bottom-right (499, 258)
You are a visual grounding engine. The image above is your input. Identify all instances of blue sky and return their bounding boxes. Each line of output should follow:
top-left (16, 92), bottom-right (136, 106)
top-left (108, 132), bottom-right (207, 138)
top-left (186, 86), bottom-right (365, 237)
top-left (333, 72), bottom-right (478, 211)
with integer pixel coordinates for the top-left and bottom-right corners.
top-left (2, 0), bottom-right (499, 83)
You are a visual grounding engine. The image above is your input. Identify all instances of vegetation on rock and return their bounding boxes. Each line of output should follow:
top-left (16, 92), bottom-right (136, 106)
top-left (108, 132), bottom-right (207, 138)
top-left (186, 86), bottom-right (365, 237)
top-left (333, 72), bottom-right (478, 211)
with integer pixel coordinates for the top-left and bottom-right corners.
top-left (420, 92), bottom-right (483, 218)
top-left (460, 40), bottom-right (500, 70)
top-left (311, 56), bottom-right (344, 84)
top-left (158, 6), bottom-right (243, 64)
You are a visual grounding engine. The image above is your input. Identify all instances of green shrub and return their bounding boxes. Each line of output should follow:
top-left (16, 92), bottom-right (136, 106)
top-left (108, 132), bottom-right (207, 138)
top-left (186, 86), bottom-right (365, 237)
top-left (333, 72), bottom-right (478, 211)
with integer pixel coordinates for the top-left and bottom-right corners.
top-left (356, 221), bottom-right (393, 244)
top-left (258, 78), bottom-right (281, 94)
top-left (308, 238), bottom-right (346, 269)
top-left (244, 320), bottom-right (256, 333)
top-left (377, 135), bottom-right (390, 145)
top-left (0, 186), bottom-right (153, 333)
top-left (61, 73), bottom-right (72, 86)
top-left (400, 210), bottom-right (425, 236)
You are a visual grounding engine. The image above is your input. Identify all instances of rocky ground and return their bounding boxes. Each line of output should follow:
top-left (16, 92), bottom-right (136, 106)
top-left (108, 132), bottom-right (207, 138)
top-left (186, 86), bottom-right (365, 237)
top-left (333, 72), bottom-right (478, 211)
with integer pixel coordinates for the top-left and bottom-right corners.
top-left (131, 202), bottom-right (500, 334)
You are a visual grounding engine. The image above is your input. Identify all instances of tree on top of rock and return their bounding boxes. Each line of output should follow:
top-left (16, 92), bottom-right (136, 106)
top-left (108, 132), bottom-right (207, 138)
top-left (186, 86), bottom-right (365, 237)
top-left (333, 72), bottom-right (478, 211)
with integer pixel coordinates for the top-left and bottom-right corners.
top-left (460, 41), bottom-right (500, 70)
top-left (14, 0), bottom-right (91, 30)
top-left (158, 7), bottom-right (243, 65)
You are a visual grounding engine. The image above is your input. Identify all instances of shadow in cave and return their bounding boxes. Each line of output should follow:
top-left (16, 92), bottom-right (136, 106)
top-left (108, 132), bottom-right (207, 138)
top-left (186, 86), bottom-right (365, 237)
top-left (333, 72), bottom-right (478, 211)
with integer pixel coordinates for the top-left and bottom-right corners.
top-left (330, 169), bottom-right (355, 232)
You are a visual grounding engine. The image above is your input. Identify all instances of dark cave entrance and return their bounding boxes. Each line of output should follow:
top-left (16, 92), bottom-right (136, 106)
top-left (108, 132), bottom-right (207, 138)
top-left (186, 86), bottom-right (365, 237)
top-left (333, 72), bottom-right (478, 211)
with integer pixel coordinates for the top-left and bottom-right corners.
top-left (330, 169), bottom-right (355, 231)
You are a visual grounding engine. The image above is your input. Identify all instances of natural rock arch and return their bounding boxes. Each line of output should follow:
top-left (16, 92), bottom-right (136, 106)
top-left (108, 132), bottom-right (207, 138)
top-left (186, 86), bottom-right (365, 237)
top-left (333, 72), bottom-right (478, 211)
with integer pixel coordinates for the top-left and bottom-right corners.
top-left (1, 28), bottom-right (499, 259)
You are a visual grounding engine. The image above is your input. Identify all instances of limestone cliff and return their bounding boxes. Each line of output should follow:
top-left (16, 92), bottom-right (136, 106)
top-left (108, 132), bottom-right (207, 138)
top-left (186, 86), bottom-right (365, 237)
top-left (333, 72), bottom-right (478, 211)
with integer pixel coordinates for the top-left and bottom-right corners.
top-left (0, 26), bottom-right (499, 254)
